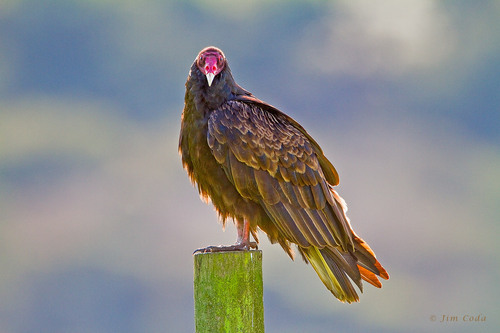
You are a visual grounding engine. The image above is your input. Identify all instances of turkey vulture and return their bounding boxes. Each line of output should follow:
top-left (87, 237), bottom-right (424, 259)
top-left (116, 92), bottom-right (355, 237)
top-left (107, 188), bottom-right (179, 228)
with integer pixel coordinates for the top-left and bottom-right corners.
top-left (179, 46), bottom-right (388, 302)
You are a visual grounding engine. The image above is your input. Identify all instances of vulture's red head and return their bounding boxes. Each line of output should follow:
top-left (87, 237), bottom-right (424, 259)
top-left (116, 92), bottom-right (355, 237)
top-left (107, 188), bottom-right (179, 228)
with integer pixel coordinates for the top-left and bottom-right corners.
top-left (196, 47), bottom-right (226, 87)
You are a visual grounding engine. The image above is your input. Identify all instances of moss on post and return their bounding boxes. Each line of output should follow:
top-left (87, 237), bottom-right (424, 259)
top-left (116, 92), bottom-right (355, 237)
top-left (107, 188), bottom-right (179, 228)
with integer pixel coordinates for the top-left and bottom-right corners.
top-left (193, 250), bottom-right (264, 333)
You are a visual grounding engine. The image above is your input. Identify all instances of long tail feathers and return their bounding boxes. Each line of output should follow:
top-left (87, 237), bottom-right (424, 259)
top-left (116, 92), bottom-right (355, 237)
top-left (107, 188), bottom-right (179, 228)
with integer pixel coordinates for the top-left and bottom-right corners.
top-left (299, 236), bottom-right (389, 303)
top-left (299, 246), bottom-right (360, 303)
top-left (353, 235), bottom-right (390, 282)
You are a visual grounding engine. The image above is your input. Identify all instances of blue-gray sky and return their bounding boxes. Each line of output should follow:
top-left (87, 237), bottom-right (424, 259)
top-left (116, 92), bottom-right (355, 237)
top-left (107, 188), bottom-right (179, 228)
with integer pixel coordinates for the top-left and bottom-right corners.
top-left (1, 1), bottom-right (499, 332)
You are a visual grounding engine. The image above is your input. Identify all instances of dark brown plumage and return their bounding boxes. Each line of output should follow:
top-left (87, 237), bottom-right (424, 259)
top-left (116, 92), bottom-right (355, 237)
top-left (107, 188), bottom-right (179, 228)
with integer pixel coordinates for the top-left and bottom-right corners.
top-left (179, 46), bottom-right (388, 302)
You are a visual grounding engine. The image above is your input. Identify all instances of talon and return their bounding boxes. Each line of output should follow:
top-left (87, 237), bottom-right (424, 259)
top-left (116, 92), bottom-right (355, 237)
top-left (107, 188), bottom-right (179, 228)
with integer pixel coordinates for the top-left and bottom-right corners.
top-left (193, 247), bottom-right (211, 254)
top-left (248, 242), bottom-right (258, 250)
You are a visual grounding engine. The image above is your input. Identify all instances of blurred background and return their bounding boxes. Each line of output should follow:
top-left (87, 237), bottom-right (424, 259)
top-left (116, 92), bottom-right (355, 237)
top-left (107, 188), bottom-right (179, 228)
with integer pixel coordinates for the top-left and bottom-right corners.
top-left (1, 0), bottom-right (499, 332)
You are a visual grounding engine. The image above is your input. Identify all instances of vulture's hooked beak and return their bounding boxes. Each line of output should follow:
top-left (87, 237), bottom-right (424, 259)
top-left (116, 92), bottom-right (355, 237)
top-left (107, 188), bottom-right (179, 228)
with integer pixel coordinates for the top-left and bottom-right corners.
top-left (206, 73), bottom-right (215, 87)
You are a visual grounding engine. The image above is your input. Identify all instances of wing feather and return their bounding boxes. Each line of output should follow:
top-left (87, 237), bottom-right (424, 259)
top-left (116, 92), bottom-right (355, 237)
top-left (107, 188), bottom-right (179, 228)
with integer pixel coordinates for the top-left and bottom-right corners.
top-left (254, 169), bottom-right (281, 204)
top-left (227, 152), bottom-right (258, 199)
top-left (277, 179), bottom-right (299, 205)
top-left (303, 209), bottom-right (336, 246)
top-left (261, 202), bottom-right (309, 246)
top-left (281, 204), bottom-right (326, 246)
top-left (294, 185), bottom-right (316, 208)
top-left (310, 182), bottom-right (326, 208)
top-left (294, 208), bottom-right (330, 247)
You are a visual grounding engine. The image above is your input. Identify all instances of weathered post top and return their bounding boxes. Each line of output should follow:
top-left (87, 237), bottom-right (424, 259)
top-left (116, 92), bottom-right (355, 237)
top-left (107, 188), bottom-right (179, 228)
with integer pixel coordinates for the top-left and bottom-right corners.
top-left (193, 250), bottom-right (264, 333)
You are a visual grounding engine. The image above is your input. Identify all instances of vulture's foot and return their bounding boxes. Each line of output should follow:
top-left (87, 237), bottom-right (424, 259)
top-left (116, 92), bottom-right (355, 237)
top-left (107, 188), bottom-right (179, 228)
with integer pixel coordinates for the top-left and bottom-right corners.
top-left (193, 241), bottom-right (258, 254)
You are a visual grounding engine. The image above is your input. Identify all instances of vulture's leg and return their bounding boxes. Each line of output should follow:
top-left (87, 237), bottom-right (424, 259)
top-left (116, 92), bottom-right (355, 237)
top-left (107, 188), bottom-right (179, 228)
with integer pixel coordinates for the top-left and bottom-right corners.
top-left (193, 219), bottom-right (258, 254)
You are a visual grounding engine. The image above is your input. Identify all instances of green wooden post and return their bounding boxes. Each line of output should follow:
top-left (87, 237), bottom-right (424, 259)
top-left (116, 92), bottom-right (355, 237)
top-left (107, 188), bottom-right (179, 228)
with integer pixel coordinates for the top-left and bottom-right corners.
top-left (193, 250), bottom-right (264, 333)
